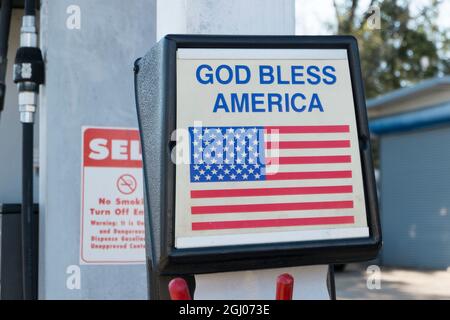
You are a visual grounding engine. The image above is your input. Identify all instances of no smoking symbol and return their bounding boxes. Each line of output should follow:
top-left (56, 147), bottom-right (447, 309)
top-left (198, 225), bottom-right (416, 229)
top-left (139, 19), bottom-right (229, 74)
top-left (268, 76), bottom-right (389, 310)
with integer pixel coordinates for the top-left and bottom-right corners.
top-left (116, 174), bottom-right (137, 195)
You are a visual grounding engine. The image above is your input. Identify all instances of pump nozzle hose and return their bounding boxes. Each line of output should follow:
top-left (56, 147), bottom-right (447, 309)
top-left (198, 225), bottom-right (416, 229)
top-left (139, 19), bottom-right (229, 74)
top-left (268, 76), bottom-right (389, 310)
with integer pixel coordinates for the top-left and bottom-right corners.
top-left (13, 0), bottom-right (43, 300)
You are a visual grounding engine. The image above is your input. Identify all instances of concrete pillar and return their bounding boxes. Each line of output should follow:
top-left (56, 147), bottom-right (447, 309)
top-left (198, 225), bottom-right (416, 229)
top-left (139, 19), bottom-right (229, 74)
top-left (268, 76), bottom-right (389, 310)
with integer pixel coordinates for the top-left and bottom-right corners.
top-left (39, 0), bottom-right (156, 299)
top-left (157, 0), bottom-right (295, 39)
top-left (156, 0), bottom-right (331, 300)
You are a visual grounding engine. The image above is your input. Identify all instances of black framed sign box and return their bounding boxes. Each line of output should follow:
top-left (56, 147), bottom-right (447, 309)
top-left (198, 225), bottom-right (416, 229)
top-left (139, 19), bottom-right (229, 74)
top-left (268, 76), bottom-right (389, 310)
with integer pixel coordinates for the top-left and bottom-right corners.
top-left (134, 35), bottom-right (381, 275)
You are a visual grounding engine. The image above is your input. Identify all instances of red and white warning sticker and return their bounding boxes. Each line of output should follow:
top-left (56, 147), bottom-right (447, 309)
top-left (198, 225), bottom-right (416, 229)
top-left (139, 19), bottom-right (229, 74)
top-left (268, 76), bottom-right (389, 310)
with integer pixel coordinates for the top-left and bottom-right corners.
top-left (80, 127), bottom-right (145, 264)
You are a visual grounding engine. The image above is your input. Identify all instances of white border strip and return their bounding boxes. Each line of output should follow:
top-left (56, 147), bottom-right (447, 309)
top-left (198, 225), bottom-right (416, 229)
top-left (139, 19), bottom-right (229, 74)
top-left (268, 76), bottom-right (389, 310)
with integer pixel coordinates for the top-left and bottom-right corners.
top-left (177, 48), bottom-right (348, 60)
top-left (176, 227), bottom-right (369, 249)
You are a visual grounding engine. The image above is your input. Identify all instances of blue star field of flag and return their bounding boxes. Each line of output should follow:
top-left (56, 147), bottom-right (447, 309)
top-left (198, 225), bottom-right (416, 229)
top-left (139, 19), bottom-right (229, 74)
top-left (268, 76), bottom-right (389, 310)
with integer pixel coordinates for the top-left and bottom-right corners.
top-left (189, 126), bottom-right (266, 183)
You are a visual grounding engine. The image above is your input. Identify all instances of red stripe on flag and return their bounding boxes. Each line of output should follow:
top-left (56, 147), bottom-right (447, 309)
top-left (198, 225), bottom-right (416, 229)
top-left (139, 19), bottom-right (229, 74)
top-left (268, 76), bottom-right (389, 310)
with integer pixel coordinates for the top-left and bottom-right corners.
top-left (191, 185), bottom-right (353, 199)
top-left (266, 155), bottom-right (351, 165)
top-left (266, 140), bottom-right (350, 149)
top-left (191, 200), bottom-right (353, 214)
top-left (192, 215), bottom-right (355, 230)
top-left (265, 125), bottom-right (350, 134)
top-left (265, 170), bottom-right (352, 180)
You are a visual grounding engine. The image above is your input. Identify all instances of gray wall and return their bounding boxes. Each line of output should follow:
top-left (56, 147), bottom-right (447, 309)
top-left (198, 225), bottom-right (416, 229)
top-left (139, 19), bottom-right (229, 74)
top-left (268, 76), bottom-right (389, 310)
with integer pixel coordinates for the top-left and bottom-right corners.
top-left (380, 125), bottom-right (450, 269)
top-left (39, 0), bottom-right (155, 299)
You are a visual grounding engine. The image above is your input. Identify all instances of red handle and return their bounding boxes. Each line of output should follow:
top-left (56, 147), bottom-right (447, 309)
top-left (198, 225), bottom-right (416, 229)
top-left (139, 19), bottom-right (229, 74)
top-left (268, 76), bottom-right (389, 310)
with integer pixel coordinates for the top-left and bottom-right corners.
top-left (168, 278), bottom-right (192, 300)
top-left (276, 273), bottom-right (294, 300)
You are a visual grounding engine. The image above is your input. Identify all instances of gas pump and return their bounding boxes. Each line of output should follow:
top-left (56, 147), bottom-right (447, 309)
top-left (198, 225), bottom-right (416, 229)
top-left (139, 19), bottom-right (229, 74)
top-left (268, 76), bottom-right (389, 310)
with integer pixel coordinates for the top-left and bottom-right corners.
top-left (1, 0), bottom-right (382, 301)
top-left (134, 35), bottom-right (381, 300)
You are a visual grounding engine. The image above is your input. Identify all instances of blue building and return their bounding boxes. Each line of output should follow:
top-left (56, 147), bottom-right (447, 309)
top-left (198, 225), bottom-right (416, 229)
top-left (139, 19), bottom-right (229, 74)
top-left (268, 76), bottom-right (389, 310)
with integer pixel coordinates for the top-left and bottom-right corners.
top-left (368, 76), bottom-right (450, 269)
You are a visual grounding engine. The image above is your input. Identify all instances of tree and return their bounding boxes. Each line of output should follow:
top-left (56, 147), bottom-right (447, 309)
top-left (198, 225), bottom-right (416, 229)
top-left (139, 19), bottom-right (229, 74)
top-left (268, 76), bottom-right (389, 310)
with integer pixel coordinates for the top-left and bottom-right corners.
top-left (333, 0), bottom-right (450, 98)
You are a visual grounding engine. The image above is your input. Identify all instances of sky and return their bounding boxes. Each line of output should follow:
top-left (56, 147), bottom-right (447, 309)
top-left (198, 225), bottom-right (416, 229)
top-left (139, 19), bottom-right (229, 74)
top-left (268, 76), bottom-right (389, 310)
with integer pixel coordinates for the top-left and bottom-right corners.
top-left (295, 0), bottom-right (450, 35)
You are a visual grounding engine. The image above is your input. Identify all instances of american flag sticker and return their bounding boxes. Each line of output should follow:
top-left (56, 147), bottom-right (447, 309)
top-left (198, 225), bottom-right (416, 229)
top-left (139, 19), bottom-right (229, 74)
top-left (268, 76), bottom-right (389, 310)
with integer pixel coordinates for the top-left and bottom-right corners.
top-left (175, 124), bottom-right (369, 248)
top-left (175, 48), bottom-right (370, 249)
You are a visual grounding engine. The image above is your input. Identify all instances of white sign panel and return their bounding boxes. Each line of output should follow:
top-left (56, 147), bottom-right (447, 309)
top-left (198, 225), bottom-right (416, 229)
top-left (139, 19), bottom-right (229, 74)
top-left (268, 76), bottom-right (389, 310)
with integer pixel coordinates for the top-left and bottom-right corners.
top-left (175, 48), bottom-right (370, 249)
top-left (80, 127), bottom-right (146, 264)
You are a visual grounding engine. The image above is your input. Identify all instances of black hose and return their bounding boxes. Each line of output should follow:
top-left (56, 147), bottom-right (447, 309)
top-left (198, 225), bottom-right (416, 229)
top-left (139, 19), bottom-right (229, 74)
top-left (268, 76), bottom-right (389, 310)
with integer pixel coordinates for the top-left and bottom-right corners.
top-left (18, 0), bottom-right (39, 301)
top-left (0, 0), bottom-right (12, 56)
top-left (0, 0), bottom-right (12, 114)
top-left (24, 0), bottom-right (36, 16)
top-left (22, 123), bottom-right (37, 300)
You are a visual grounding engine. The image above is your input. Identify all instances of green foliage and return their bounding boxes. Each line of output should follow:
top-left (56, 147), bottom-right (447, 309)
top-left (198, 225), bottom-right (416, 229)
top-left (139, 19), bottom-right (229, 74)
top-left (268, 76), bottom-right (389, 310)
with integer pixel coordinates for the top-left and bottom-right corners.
top-left (333, 0), bottom-right (450, 98)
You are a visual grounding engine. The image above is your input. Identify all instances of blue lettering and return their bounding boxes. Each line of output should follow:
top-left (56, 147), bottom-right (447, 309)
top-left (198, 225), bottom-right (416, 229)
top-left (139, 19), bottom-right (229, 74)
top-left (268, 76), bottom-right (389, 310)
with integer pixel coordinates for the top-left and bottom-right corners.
top-left (290, 93), bottom-right (306, 112)
top-left (212, 93), bottom-right (324, 113)
top-left (231, 93), bottom-right (249, 112)
top-left (216, 65), bottom-right (233, 84)
top-left (306, 65), bottom-right (321, 85)
top-left (323, 65), bottom-right (337, 85)
top-left (213, 93), bottom-right (230, 112)
top-left (291, 66), bottom-right (305, 84)
top-left (251, 93), bottom-right (265, 112)
top-left (235, 65), bottom-right (251, 84)
top-left (196, 64), bottom-right (213, 84)
top-left (268, 93), bottom-right (282, 112)
top-left (276, 65), bottom-right (289, 84)
top-left (259, 66), bottom-right (274, 84)
top-left (309, 93), bottom-right (323, 111)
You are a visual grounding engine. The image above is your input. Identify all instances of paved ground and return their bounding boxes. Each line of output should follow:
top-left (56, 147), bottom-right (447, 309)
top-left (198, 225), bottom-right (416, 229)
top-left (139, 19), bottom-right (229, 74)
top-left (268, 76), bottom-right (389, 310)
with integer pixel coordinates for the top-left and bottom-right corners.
top-left (335, 264), bottom-right (450, 300)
